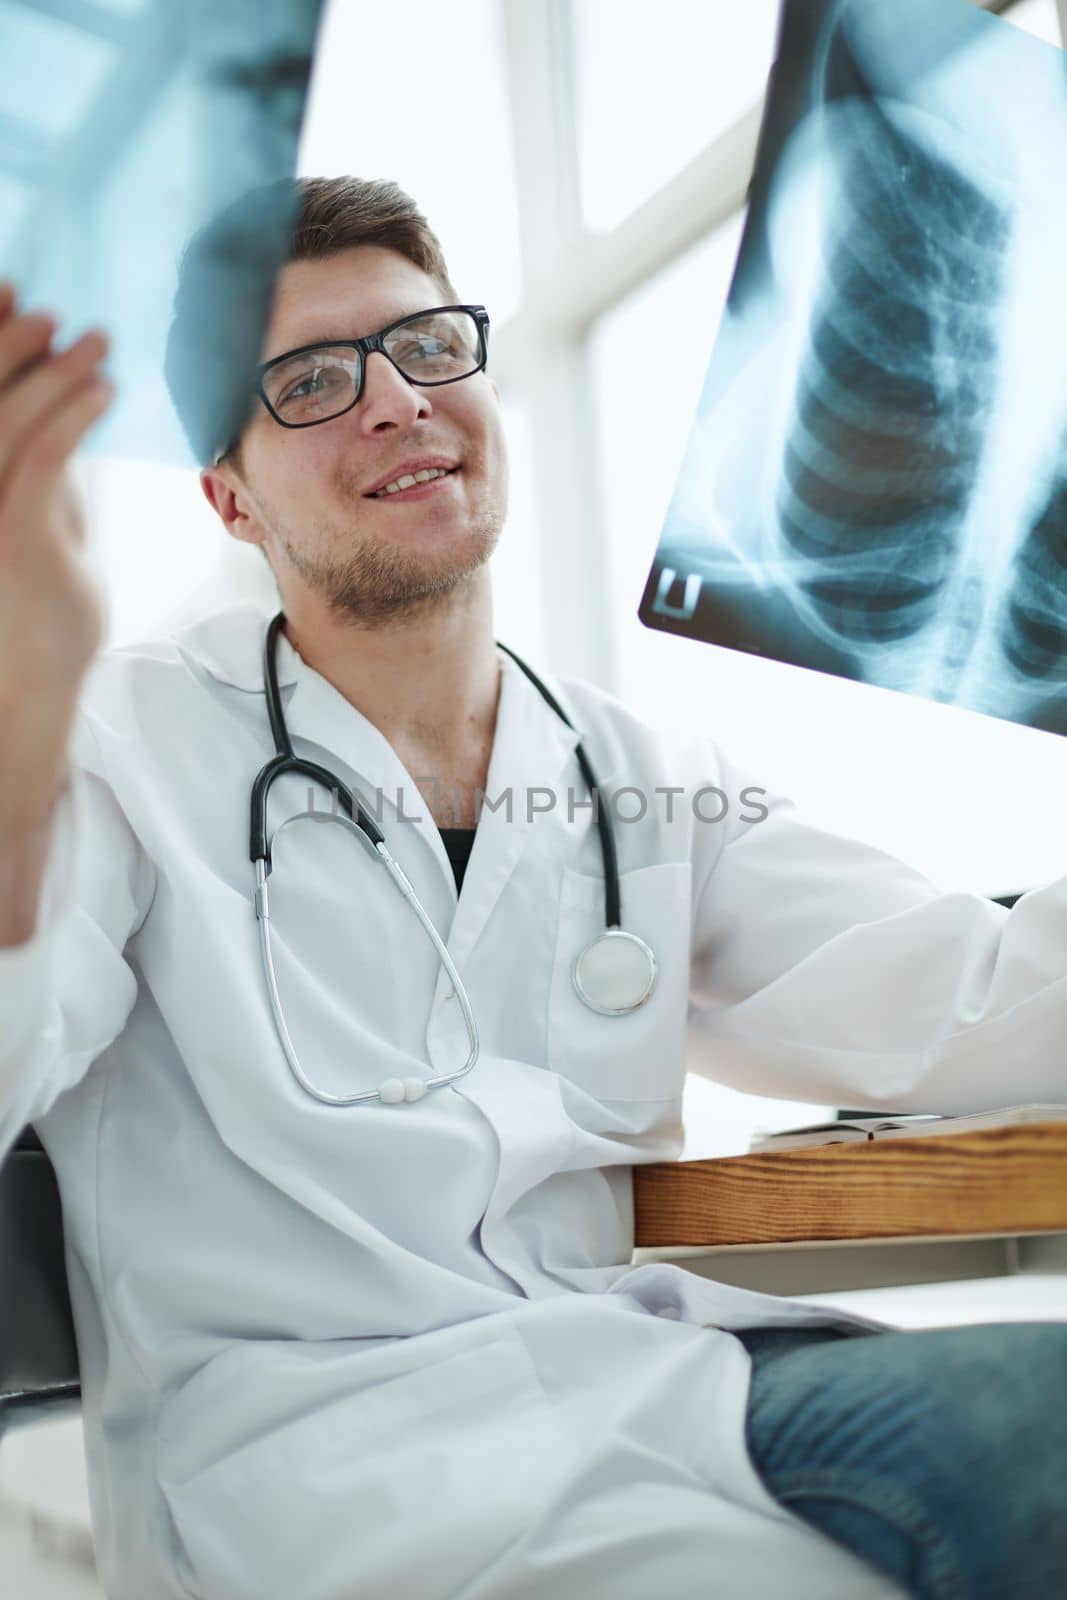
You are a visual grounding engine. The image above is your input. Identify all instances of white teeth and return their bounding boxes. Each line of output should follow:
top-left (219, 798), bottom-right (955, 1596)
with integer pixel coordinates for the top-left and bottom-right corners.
top-left (374, 466), bottom-right (452, 497)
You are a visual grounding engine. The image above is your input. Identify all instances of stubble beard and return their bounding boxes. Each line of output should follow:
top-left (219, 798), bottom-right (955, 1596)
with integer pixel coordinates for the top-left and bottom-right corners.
top-left (273, 500), bottom-right (504, 629)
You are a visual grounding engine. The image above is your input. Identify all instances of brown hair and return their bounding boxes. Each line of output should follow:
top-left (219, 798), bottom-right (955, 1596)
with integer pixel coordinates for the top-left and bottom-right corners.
top-left (164, 176), bottom-right (459, 473)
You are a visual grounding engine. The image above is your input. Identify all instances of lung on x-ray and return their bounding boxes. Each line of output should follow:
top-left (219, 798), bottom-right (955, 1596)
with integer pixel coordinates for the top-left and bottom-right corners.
top-left (0, 0), bottom-right (324, 470)
top-left (639, 0), bottom-right (1067, 736)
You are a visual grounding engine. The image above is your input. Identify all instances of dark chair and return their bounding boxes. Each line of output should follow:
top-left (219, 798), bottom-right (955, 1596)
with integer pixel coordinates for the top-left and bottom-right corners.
top-left (0, 1126), bottom-right (80, 1439)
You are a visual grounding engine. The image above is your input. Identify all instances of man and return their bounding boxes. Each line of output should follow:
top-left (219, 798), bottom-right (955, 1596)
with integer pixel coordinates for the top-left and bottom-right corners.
top-left (184, 178), bottom-right (508, 837)
top-left (0, 175), bottom-right (1064, 1600)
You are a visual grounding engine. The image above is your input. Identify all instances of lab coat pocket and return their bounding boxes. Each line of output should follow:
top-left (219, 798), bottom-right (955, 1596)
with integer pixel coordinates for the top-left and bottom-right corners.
top-left (155, 1327), bottom-right (569, 1600)
top-left (548, 862), bottom-right (692, 1101)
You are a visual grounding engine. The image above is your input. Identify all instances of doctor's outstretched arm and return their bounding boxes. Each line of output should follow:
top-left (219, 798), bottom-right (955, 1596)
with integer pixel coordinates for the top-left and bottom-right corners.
top-left (0, 285), bottom-right (152, 1156)
top-left (0, 284), bottom-right (112, 946)
top-left (686, 740), bottom-right (1065, 1116)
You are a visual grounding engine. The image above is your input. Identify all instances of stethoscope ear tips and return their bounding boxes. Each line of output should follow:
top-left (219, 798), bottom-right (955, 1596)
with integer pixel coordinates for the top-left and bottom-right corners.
top-left (572, 930), bottom-right (657, 1016)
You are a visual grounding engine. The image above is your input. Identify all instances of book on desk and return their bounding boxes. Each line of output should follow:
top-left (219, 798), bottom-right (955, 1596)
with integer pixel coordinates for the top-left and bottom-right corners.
top-left (749, 1103), bottom-right (1067, 1154)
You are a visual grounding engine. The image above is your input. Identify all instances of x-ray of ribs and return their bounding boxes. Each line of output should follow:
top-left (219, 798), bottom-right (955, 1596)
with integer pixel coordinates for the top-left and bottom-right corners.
top-left (773, 17), bottom-right (1067, 720)
top-left (1004, 465), bottom-right (1067, 686)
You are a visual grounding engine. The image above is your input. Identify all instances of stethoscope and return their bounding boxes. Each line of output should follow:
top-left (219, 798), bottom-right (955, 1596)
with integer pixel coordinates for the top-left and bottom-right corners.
top-left (251, 610), bottom-right (658, 1107)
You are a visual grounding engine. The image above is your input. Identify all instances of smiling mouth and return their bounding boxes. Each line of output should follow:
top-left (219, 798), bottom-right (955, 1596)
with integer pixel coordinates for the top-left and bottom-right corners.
top-left (365, 467), bottom-right (461, 502)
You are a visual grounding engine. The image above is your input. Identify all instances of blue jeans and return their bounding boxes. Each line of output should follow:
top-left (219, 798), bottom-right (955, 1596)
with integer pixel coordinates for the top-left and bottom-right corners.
top-left (737, 1320), bottom-right (1067, 1598)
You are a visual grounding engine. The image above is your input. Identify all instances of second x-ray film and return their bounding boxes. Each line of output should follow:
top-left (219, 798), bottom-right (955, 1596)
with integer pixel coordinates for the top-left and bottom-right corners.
top-left (639, 0), bottom-right (1067, 736)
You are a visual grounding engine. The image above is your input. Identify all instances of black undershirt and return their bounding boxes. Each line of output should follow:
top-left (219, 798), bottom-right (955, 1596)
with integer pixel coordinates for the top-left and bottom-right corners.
top-left (438, 827), bottom-right (476, 894)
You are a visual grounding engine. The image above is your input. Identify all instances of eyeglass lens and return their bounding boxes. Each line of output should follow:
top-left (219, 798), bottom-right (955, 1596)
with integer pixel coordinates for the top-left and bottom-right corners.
top-left (263, 310), bottom-right (482, 425)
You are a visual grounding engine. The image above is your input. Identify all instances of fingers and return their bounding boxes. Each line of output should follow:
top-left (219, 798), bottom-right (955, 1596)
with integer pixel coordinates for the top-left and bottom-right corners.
top-left (0, 281), bottom-right (113, 485)
top-left (0, 283), bottom-right (57, 387)
top-left (4, 372), bottom-right (114, 540)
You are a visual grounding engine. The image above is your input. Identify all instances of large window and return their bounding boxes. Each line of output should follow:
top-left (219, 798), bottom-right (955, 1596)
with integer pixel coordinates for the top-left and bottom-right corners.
top-left (572, 0), bottom-right (781, 230)
top-left (588, 217), bottom-right (745, 700)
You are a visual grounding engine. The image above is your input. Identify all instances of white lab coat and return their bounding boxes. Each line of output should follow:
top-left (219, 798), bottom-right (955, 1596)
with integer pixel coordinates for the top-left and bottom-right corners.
top-left (3, 599), bottom-right (1064, 1600)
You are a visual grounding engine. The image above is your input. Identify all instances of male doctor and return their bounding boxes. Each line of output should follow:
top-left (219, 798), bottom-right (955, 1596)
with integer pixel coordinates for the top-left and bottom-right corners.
top-left (1, 174), bottom-right (1065, 1600)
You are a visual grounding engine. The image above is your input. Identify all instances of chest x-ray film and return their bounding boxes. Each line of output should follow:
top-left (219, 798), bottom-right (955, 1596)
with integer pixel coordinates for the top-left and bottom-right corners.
top-left (0, 0), bottom-right (325, 470)
top-left (639, 0), bottom-right (1067, 736)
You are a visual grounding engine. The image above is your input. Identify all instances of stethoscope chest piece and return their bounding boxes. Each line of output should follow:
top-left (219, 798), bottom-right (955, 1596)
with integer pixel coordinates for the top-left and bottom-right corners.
top-left (572, 929), bottom-right (657, 1016)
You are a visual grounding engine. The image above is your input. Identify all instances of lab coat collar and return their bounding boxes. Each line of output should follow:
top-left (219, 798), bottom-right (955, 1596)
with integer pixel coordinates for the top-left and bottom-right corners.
top-left (174, 600), bottom-right (299, 694)
top-left (174, 601), bottom-right (584, 977)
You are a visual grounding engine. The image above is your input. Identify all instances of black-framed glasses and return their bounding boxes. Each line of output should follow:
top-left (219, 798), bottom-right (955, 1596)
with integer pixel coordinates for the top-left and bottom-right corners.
top-left (212, 304), bottom-right (490, 465)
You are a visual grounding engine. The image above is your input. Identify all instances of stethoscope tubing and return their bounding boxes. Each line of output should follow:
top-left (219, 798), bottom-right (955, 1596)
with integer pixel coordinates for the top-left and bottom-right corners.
top-left (250, 610), bottom-right (648, 1108)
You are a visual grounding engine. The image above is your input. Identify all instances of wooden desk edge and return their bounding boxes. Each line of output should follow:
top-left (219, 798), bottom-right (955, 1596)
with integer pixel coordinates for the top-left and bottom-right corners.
top-left (632, 1121), bottom-right (1067, 1248)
